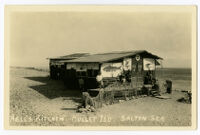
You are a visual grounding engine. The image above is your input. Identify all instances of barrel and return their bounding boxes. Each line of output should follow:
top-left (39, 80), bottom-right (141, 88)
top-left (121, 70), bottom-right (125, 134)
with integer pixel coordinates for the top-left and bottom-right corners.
top-left (166, 80), bottom-right (172, 93)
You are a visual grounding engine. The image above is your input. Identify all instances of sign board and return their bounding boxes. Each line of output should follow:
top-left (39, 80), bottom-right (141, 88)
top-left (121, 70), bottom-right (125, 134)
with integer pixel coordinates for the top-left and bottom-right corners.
top-left (135, 54), bottom-right (141, 61)
top-left (143, 58), bottom-right (155, 71)
top-left (66, 63), bottom-right (99, 70)
top-left (123, 58), bottom-right (132, 70)
top-left (101, 63), bottom-right (123, 77)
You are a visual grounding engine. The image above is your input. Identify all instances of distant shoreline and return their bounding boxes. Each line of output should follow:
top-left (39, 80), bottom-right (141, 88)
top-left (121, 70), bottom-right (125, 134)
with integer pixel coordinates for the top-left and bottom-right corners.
top-left (157, 67), bottom-right (191, 70)
top-left (10, 66), bottom-right (49, 72)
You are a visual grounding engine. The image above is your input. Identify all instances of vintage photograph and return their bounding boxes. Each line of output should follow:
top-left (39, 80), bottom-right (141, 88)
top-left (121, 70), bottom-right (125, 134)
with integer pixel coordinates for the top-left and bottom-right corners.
top-left (4, 5), bottom-right (197, 129)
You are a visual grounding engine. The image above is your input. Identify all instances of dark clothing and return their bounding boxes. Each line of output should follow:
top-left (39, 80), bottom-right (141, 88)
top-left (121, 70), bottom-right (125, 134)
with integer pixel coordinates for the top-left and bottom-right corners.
top-left (152, 84), bottom-right (159, 91)
top-left (78, 78), bottom-right (85, 92)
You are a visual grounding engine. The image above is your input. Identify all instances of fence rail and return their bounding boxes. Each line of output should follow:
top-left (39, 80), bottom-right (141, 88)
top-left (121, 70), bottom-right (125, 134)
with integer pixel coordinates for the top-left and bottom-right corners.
top-left (87, 88), bottom-right (146, 108)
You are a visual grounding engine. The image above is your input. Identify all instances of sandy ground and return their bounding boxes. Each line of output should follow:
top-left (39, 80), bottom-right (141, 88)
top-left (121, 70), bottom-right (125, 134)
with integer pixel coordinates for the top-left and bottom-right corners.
top-left (9, 67), bottom-right (191, 126)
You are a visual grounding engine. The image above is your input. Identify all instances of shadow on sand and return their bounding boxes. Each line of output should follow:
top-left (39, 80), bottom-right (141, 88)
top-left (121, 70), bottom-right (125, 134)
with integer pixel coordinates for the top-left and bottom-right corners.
top-left (60, 108), bottom-right (77, 111)
top-left (24, 76), bottom-right (82, 104)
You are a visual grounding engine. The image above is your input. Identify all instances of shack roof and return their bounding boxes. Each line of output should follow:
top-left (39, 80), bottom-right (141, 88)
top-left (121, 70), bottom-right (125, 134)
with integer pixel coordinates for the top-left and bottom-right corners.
top-left (48, 53), bottom-right (90, 60)
top-left (62, 50), bottom-right (162, 63)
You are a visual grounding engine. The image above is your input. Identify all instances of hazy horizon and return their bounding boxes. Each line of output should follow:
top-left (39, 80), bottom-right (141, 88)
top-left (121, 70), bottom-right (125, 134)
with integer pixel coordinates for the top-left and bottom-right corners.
top-left (8, 6), bottom-right (192, 68)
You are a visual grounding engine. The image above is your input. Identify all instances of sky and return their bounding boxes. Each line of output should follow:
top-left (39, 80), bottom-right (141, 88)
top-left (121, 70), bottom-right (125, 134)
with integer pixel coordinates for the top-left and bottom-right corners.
top-left (8, 6), bottom-right (193, 68)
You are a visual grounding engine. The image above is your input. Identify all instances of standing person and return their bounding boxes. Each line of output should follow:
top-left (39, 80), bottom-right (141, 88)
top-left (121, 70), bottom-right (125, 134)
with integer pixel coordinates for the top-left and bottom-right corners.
top-left (78, 77), bottom-right (85, 92)
top-left (96, 72), bottom-right (103, 88)
top-left (144, 72), bottom-right (150, 84)
top-left (118, 72), bottom-right (123, 83)
top-left (152, 78), bottom-right (159, 94)
top-left (56, 72), bottom-right (60, 80)
top-left (125, 69), bottom-right (131, 82)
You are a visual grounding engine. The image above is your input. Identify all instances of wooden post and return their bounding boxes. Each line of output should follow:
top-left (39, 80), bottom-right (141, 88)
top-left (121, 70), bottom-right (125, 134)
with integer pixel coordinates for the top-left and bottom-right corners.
top-left (135, 73), bottom-right (138, 97)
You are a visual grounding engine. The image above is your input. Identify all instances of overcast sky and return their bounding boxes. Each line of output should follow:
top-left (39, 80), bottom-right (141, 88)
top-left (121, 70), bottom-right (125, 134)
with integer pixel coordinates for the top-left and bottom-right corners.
top-left (9, 7), bottom-right (192, 68)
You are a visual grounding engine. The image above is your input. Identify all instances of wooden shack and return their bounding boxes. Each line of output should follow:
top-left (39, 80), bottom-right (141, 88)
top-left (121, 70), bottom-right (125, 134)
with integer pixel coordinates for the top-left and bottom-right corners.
top-left (49, 50), bottom-right (162, 89)
top-left (48, 53), bottom-right (89, 80)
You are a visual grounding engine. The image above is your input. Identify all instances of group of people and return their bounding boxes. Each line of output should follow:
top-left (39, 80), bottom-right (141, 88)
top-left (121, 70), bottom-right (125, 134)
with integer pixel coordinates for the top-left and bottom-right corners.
top-left (118, 70), bottom-right (132, 83)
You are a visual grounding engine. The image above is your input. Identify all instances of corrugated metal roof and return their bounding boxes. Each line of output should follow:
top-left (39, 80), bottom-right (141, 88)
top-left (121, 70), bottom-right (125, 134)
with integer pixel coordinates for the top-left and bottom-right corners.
top-left (63, 50), bottom-right (162, 63)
